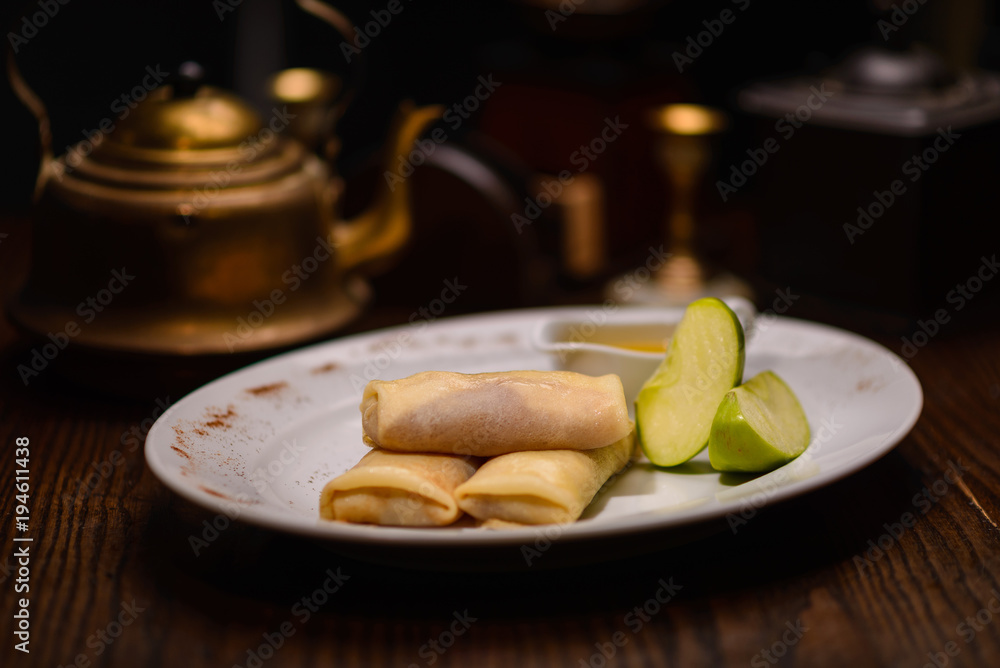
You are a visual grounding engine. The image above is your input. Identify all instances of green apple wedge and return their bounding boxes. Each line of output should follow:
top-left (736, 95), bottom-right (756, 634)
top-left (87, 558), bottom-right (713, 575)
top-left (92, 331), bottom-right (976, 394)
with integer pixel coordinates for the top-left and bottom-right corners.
top-left (635, 297), bottom-right (745, 467)
top-left (708, 371), bottom-right (810, 473)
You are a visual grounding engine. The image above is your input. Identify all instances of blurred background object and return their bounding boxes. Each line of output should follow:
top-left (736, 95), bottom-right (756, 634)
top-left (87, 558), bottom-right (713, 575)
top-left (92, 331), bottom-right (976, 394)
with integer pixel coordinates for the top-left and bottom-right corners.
top-left (738, 0), bottom-right (1000, 329)
top-left (2, 0), bottom-right (999, 394)
top-left (606, 103), bottom-right (753, 306)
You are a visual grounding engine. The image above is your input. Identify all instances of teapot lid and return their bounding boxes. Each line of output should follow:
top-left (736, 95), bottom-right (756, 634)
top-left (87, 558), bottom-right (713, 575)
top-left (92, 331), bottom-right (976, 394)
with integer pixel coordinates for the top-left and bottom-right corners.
top-left (84, 62), bottom-right (285, 168)
top-left (58, 64), bottom-right (311, 188)
top-left (107, 86), bottom-right (263, 152)
top-left (47, 63), bottom-right (317, 198)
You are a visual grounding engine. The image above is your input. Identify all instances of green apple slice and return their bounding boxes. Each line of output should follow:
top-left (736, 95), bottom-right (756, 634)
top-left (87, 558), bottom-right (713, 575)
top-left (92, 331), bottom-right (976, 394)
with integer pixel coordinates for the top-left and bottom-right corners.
top-left (635, 297), bottom-right (745, 467)
top-left (708, 370), bottom-right (810, 473)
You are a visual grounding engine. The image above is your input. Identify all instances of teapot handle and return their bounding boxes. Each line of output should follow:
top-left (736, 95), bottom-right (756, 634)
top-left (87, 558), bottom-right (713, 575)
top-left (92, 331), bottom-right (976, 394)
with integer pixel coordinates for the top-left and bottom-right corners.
top-left (6, 32), bottom-right (53, 201)
top-left (293, 0), bottom-right (363, 119)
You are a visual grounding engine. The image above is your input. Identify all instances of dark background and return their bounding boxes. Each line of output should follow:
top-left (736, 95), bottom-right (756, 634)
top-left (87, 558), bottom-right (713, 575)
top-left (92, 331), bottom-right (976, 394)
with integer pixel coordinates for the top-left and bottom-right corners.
top-left (3, 0), bottom-right (1000, 333)
top-left (1, 0), bottom-right (952, 210)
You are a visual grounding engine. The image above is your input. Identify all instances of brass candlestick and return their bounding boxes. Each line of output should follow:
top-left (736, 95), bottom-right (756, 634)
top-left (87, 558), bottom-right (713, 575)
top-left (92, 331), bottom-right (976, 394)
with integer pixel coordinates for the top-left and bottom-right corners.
top-left (608, 104), bottom-right (752, 305)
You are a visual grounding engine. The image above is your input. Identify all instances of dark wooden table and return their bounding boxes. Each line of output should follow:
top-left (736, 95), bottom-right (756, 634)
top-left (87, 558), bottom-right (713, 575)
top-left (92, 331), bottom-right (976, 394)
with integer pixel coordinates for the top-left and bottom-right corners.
top-left (2, 214), bottom-right (1000, 668)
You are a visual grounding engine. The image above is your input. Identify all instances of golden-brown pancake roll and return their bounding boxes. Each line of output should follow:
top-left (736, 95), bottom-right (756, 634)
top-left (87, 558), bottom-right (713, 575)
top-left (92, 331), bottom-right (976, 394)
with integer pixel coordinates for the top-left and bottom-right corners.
top-left (320, 449), bottom-right (479, 526)
top-left (454, 429), bottom-right (635, 525)
top-left (360, 370), bottom-right (630, 457)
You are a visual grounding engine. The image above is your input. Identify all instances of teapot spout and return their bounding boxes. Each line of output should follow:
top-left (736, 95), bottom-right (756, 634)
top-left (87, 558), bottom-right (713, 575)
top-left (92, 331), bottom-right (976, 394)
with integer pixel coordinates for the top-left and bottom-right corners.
top-left (335, 102), bottom-right (444, 274)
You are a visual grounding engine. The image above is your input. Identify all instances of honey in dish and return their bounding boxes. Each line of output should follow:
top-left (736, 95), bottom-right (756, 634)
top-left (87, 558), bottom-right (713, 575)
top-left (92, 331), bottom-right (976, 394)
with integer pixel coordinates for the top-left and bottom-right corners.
top-left (607, 339), bottom-right (668, 353)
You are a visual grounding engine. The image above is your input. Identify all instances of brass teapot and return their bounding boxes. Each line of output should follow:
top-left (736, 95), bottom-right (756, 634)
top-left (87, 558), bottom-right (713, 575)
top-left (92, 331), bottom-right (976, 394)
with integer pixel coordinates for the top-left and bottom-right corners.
top-left (7, 7), bottom-right (441, 377)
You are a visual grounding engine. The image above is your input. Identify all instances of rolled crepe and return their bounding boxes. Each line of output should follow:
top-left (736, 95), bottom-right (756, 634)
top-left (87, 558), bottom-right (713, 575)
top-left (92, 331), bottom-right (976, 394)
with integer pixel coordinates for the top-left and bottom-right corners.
top-left (320, 449), bottom-right (479, 526)
top-left (454, 429), bottom-right (635, 525)
top-left (361, 370), bottom-right (630, 457)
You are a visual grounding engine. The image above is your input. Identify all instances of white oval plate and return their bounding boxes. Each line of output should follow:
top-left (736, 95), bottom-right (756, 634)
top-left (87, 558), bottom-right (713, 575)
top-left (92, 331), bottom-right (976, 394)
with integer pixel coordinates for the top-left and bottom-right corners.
top-left (145, 307), bottom-right (922, 554)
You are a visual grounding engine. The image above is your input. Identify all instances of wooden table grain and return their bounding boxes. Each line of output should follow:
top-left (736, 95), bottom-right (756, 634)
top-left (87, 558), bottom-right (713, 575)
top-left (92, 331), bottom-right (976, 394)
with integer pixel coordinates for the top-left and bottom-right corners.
top-left (2, 217), bottom-right (1000, 668)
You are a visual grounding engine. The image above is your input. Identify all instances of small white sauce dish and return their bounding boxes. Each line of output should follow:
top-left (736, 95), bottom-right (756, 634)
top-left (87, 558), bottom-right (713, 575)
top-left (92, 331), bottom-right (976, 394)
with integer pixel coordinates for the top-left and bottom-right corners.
top-left (532, 296), bottom-right (757, 405)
